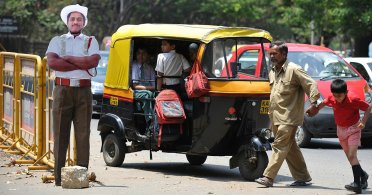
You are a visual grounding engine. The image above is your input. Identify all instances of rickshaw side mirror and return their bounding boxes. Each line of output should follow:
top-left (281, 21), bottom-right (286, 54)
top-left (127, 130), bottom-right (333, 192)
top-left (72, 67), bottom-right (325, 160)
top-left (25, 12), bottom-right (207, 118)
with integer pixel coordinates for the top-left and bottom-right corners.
top-left (230, 62), bottom-right (241, 78)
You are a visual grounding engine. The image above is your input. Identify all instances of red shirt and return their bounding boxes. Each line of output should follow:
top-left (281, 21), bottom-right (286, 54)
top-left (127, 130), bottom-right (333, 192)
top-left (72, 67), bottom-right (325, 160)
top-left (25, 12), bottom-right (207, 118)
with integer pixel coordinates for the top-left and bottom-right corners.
top-left (323, 95), bottom-right (369, 127)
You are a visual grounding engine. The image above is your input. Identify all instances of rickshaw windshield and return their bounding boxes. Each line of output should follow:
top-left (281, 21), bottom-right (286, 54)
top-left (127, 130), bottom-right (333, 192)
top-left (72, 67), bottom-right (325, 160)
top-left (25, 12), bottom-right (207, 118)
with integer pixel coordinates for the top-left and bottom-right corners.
top-left (201, 38), bottom-right (269, 80)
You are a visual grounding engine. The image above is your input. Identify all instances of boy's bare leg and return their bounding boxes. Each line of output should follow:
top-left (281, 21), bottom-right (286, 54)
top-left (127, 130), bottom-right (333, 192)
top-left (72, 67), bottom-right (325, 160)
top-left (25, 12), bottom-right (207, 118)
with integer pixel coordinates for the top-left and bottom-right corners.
top-left (343, 144), bottom-right (363, 193)
top-left (346, 144), bottom-right (369, 189)
top-left (346, 145), bottom-right (359, 165)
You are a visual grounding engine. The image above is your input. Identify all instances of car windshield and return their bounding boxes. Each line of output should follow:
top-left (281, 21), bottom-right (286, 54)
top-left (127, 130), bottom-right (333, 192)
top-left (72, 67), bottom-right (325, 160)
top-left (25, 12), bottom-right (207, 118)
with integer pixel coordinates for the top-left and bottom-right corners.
top-left (367, 62), bottom-right (372, 71)
top-left (287, 51), bottom-right (359, 79)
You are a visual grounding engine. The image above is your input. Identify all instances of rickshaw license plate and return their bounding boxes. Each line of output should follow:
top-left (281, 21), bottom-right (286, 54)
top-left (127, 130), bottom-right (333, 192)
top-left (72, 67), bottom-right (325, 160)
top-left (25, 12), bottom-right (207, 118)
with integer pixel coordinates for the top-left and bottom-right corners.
top-left (260, 100), bottom-right (269, 114)
top-left (110, 96), bottom-right (119, 106)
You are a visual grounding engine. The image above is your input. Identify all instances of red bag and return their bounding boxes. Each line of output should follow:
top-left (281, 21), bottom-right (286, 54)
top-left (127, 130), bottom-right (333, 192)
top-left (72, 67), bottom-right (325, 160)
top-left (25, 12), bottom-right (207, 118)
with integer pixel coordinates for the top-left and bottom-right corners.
top-left (185, 60), bottom-right (210, 98)
top-left (155, 89), bottom-right (186, 124)
top-left (155, 89), bottom-right (186, 147)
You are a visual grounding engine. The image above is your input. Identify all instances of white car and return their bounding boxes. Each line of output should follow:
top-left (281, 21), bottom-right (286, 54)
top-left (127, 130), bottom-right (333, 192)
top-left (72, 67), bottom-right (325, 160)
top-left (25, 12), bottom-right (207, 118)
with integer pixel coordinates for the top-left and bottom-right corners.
top-left (345, 57), bottom-right (372, 87)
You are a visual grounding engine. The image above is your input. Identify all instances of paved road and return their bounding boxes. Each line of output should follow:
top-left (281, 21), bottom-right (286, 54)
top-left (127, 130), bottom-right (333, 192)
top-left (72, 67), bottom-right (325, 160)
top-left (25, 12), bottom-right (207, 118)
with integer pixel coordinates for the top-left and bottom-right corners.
top-left (1, 119), bottom-right (372, 195)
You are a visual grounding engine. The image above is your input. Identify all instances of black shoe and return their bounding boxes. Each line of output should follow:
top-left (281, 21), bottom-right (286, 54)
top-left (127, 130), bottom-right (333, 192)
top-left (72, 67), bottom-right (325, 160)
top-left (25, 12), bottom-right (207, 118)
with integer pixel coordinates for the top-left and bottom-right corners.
top-left (345, 182), bottom-right (362, 194)
top-left (362, 171), bottom-right (369, 189)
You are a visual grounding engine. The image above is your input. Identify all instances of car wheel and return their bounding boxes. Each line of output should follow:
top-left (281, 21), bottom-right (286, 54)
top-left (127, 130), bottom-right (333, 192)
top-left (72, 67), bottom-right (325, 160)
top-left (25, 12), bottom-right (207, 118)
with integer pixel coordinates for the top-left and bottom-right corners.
top-left (238, 151), bottom-right (268, 181)
top-left (295, 126), bottom-right (312, 147)
top-left (186, 154), bottom-right (207, 165)
top-left (361, 137), bottom-right (372, 147)
top-left (103, 133), bottom-right (126, 167)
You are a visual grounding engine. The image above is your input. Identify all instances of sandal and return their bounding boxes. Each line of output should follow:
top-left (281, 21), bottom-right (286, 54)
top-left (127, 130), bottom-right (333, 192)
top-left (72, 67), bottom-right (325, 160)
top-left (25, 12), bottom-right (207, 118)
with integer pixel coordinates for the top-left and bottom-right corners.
top-left (289, 181), bottom-right (312, 187)
top-left (255, 177), bottom-right (273, 187)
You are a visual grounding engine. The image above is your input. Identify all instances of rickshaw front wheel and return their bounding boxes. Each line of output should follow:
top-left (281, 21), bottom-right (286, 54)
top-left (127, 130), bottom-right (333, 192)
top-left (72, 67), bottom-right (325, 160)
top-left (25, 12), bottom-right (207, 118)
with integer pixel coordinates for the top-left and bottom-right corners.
top-left (238, 151), bottom-right (268, 181)
top-left (103, 133), bottom-right (126, 167)
top-left (186, 154), bottom-right (207, 165)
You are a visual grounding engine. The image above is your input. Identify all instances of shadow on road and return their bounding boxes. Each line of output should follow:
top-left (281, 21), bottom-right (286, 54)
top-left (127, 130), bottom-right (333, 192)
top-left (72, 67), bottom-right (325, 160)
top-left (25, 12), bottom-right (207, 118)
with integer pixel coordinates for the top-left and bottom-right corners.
top-left (120, 161), bottom-right (299, 184)
top-left (303, 138), bottom-right (372, 150)
top-left (304, 138), bottom-right (342, 149)
top-left (92, 114), bottom-right (101, 120)
top-left (275, 184), bottom-right (343, 191)
top-left (122, 162), bottom-right (244, 182)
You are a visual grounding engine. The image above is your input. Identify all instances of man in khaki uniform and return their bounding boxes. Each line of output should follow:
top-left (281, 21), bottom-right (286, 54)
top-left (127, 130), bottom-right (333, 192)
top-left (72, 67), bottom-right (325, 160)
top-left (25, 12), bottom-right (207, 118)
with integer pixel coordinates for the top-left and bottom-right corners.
top-left (255, 41), bottom-right (319, 187)
top-left (46, 4), bottom-right (100, 186)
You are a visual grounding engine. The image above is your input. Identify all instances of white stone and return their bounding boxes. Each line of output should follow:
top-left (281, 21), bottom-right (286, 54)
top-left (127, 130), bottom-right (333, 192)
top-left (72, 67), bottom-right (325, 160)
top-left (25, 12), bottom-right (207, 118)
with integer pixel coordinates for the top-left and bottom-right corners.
top-left (61, 166), bottom-right (89, 189)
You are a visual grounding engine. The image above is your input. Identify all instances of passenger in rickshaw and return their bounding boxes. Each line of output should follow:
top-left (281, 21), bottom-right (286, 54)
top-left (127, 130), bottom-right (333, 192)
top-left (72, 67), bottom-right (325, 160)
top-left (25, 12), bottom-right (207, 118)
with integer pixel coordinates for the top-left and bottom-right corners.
top-left (188, 43), bottom-right (198, 65)
top-left (155, 39), bottom-right (191, 94)
top-left (132, 47), bottom-right (156, 125)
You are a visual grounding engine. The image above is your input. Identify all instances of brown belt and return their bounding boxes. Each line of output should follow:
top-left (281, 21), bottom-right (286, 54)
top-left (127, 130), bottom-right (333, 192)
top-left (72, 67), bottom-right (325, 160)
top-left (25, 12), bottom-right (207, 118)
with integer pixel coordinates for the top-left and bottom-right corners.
top-left (55, 77), bottom-right (91, 87)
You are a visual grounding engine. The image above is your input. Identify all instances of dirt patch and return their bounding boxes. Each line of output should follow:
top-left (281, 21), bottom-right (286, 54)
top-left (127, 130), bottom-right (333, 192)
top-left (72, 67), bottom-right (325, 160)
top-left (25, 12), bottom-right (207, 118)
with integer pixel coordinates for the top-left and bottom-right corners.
top-left (0, 150), bottom-right (54, 188)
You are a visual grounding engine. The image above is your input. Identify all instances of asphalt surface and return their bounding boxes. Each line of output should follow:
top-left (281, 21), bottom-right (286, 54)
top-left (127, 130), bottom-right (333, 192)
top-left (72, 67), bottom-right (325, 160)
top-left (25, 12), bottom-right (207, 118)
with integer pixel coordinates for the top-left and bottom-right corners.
top-left (1, 118), bottom-right (372, 195)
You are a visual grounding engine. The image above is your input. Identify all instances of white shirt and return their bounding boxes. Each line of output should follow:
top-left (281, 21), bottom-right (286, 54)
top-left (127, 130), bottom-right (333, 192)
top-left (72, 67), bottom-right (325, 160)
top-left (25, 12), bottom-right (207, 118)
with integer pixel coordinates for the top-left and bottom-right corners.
top-left (155, 50), bottom-right (190, 85)
top-left (132, 61), bottom-right (155, 87)
top-left (45, 32), bottom-right (100, 79)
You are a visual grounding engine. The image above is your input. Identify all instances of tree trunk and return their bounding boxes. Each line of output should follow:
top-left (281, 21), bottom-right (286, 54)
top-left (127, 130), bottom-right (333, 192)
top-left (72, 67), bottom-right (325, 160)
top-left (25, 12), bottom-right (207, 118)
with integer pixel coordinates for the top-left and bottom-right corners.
top-left (353, 35), bottom-right (372, 57)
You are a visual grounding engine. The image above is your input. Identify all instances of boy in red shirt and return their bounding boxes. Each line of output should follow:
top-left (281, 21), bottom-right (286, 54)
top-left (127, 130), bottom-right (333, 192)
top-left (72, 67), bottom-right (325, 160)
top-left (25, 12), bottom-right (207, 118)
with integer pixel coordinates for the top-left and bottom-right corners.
top-left (307, 79), bottom-right (370, 193)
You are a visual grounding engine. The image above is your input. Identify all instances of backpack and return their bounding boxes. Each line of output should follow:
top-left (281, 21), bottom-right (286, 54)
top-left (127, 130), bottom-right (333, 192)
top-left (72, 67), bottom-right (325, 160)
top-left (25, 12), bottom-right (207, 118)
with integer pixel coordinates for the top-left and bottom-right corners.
top-left (155, 89), bottom-right (186, 147)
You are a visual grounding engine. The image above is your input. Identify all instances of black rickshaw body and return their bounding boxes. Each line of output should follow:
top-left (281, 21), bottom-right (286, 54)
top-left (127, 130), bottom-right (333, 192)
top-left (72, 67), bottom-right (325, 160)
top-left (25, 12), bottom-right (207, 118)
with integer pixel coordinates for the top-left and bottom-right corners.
top-left (97, 24), bottom-right (273, 180)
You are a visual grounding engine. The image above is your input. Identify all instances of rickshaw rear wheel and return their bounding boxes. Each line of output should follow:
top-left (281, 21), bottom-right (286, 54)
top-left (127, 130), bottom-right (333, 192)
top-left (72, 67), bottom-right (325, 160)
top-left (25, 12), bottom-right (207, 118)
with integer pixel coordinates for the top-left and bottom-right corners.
top-left (238, 151), bottom-right (268, 181)
top-left (103, 133), bottom-right (126, 167)
top-left (186, 154), bottom-right (207, 165)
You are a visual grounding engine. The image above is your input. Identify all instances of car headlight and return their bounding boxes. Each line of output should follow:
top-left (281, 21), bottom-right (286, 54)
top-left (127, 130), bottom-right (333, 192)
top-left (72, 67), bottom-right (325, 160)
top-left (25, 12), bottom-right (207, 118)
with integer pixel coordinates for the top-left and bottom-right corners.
top-left (259, 128), bottom-right (272, 140)
top-left (91, 81), bottom-right (104, 94)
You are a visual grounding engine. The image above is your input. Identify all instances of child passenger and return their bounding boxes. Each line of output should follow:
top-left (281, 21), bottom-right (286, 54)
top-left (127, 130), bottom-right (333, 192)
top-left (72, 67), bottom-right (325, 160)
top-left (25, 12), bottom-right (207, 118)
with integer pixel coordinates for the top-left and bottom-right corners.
top-left (307, 79), bottom-right (370, 194)
top-left (155, 39), bottom-right (191, 93)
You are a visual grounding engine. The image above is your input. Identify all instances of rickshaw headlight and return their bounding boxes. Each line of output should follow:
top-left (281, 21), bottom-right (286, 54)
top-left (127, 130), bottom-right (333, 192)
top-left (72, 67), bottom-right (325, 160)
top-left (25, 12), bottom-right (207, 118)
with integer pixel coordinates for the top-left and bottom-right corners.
top-left (259, 128), bottom-right (272, 140)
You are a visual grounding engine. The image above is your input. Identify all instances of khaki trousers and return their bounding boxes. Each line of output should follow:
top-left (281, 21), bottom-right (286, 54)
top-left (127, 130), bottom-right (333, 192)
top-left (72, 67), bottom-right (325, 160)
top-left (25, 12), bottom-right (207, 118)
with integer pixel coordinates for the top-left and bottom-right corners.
top-left (52, 86), bottom-right (92, 183)
top-left (263, 124), bottom-right (312, 181)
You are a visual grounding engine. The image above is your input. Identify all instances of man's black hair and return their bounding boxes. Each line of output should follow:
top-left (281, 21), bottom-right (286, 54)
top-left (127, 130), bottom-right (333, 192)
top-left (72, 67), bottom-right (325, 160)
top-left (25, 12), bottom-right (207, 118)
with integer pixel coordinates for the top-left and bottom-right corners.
top-left (270, 40), bottom-right (288, 56)
top-left (331, 79), bottom-right (347, 93)
top-left (136, 46), bottom-right (148, 53)
top-left (164, 39), bottom-right (176, 46)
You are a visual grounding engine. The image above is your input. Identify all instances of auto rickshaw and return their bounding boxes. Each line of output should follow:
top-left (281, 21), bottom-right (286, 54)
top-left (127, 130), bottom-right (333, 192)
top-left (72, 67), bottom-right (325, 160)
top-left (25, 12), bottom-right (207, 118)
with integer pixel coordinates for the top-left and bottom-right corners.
top-left (98, 24), bottom-right (272, 180)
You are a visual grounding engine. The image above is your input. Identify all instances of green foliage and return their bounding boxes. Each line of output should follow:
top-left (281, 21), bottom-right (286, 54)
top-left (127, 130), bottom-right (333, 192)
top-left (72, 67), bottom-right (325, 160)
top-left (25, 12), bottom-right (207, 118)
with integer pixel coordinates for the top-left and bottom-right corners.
top-left (336, 0), bottom-right (372, 37)
top-left (0, 0), bottom-right (370, 52)
top-left (0, 0), bottom-right (69, 41)
top-left (0, 0), bottom-right (34, 21)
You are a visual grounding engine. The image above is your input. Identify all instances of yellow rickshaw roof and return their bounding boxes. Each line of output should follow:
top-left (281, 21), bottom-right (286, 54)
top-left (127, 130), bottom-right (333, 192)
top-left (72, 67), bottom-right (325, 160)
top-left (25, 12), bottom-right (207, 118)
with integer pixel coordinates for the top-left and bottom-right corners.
top-left (112, 24), bottom-right (272, 44)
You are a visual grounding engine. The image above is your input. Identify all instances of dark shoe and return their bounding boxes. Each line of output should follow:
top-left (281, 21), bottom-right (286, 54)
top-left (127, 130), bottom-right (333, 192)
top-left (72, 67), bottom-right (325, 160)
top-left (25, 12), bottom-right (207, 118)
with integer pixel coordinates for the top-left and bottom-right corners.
top-left (255, 177), bottom-right (273, 187)
top-left (345, 182), bottom-right (362, 194)
top-left (55, 181), bottom-right (61, 186)
top-left (362, 171), bottom-right (369, 189)
top-left (289, 181), bottom-right (312, 187)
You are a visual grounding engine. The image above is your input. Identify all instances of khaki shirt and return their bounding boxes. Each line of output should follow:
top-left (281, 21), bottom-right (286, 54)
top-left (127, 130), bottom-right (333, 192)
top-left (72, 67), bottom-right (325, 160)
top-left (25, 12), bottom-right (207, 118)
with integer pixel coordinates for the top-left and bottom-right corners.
top-left (269, 60), bottom-right (320, 126)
